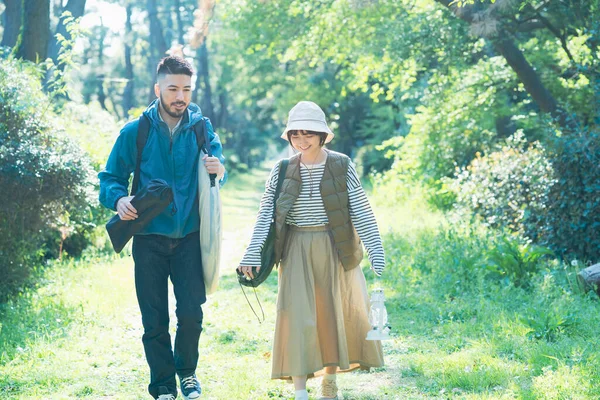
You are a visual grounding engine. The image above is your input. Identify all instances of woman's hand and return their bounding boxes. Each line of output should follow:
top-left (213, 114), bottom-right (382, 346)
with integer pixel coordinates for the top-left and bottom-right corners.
top-left (238, 265), bottom-right (261, 280)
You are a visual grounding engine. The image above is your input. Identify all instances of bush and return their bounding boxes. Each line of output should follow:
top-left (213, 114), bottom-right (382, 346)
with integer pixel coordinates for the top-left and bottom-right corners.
top-left (0, 58), bottom-right (96, 299)
top-left (529, 127), bottom-right (600, 262)
top-left (449, 131), bottom-right (556, 235)
top-left (58, 101), bottom-right (120, 169)
top-left (447, 122), bottom-right (600, 263)
top-left (52, 101), bottom-right (122, 257)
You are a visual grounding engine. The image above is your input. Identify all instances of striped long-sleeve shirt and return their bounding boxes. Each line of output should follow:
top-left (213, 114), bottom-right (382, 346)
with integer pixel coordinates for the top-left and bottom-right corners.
top-left (240, 159), bottom-right (386, 276)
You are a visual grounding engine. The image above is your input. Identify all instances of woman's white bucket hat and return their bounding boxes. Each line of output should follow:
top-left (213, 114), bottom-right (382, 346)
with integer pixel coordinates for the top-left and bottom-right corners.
top-left (281, 101), bottom-right (334, 143)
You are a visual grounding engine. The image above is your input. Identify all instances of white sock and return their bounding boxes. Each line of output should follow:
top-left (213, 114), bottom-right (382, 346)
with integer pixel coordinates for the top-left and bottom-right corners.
top-left (295, 389), bottom-right (309, 400)
top-left (324, 372), bottom-right (337, 381)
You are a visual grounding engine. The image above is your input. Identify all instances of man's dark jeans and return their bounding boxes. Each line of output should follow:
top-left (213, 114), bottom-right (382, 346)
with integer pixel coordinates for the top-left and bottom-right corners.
top-left (132, 231), bottom-right (205, 399)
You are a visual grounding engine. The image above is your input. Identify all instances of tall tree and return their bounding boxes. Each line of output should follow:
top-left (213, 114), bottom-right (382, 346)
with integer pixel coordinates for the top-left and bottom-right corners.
top-left (14, 0), bottom-right (50, 62)
top-left (122, 4), bottom-right (135, 118)
top-left (47, 0), bottom-right (87, 64)
top-left (174, 0), bottom-right (185, 45)
top-left (194, 42), bottom-right (214, 120)
top-left (215, 66), bottom-right (229, 129)
top-left (95, 20), bottom-right (108, 111)
top-left (147, 0), bottom-right (168, 103)
top-left (1, 0), bottom-right (22, 48)
top-left (191, 0), bottom-right (215, 120)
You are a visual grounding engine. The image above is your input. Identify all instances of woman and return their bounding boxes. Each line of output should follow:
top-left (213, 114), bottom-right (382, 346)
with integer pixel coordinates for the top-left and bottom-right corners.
top-left (238, 101), bottom-right (385, 400)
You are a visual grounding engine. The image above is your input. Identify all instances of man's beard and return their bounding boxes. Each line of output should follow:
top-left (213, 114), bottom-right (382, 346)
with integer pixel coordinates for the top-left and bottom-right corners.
top-left (159, 93), bottom-right (187, 119)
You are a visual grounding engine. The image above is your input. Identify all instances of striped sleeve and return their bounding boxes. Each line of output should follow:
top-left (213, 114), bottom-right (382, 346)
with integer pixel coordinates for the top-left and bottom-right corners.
top-left (239, 162), bottom-right (280, 267)
top-left (347, 162), bottom-right (386, 276)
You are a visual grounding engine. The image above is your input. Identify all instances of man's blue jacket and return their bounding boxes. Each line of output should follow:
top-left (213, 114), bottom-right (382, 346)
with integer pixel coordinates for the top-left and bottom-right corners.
top-left (99, 100), bottom-right (226, 239)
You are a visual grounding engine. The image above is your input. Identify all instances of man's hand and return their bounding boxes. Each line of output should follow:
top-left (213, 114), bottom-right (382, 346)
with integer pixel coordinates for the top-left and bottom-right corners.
top-left (203, 154), bottom-right (225, 179)
top-left (117, 196), bottom-right (138, 220)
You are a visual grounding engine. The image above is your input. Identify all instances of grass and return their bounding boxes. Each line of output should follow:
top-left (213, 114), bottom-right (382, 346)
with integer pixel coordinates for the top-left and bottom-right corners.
top-left (1, 167), bottom-right (600, 399)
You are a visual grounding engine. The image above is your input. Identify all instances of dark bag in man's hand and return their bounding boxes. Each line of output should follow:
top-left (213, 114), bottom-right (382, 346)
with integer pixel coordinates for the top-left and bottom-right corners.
top-left (106, 179), bottom-right (174, 253)
top-left (237, 159), bottom-right (288, 287)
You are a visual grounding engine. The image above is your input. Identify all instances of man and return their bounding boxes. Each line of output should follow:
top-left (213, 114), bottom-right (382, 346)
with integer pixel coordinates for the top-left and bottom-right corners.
top-left (99, 56), bottom-right (226, 400)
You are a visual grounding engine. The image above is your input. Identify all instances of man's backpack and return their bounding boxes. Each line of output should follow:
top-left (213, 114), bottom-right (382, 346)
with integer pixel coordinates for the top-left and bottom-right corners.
top-left (130, 114), bottom-right (215, 195)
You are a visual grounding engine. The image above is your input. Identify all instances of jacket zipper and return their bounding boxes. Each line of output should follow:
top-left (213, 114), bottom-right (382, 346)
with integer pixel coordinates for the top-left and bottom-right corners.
top-left (170, 131), bottom-right (180, 236)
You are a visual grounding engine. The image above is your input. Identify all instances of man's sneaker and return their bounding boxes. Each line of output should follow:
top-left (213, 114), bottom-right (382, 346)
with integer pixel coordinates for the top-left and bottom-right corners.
top-left (157, 386), bottom-right (176, 400)
top-left (179, 374), bottom-right (202, 400)
top-left (320, 378), bottom-right (338, 400)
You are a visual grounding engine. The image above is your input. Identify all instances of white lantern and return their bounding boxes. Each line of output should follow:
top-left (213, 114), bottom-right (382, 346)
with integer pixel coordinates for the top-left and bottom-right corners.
top-left (366, 288), bottom-right (391, 340)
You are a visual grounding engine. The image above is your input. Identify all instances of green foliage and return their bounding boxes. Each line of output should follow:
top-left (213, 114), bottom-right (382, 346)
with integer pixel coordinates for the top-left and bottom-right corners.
top-left (521, 307), bottom-right (574, 342)
top-left (482, 237), bottom-right (554, 288)
top-left (57, 101), bottom-right (120, 169)
top-left (396, 55), bottom-right (515, 184)
top-left (383, 219), bottom-right (493, 299)
top-left (0, 58), bottom-right (96, 299)
top-left (450, 131), bottom-right (556, 235)
top-left (215, 0), bottom-right (420, 173)
top-left (376, 192), bottom-right (600, 397)
top-left (44, 12), bottom-right (85, 99)
top-left (528, 126), bottom-right (600, 262)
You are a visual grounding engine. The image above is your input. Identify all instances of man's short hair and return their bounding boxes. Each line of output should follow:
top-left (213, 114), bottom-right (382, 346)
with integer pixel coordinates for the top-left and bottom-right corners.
top-left (156, 56), bottom-right (194, 80)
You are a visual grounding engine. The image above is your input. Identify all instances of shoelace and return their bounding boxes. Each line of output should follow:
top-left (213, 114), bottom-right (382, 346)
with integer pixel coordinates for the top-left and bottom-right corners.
top-left (181, 375), bottom-right (198, 390)
top-left (157, 395), bottom-right (175, 400)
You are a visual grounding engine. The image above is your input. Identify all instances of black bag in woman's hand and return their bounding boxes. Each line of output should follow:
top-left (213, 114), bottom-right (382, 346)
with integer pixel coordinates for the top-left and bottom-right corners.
top-left (237, 159), bottom-right (288, 287)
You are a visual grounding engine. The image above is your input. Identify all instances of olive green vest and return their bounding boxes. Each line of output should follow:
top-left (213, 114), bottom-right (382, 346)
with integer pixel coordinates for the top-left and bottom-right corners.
top-left (274, 150), bottom-right (363, 271)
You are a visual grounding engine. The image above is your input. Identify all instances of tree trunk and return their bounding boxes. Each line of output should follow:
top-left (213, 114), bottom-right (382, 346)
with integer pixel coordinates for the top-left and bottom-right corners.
top-left (97, 74), bottom-right (107, 111)
top-left (147, 47), bottom-right (156, 104)
top-left (14, 0), bottom-right (50, 63)
top-left (193, 42), bottom-right (214, 120)
top-left (577, 263), bottom-right (600, 295)
top-left (97, 21), bottom-right (107, 111)
top-left (148, 0), bottom-right (167, 56)
top-left (434, 0), bottom-right (579, 134)
top-left (495, 114), bottom-right (516, 139)
top-left (147, 0), bottom-right (168, 103)
top-left (46, 0), bottom-right (87, 63)
top-left (216, 83), bottom-right (228, 130)
top-left (122, 4), bottom-right (134, 118)
top-left (1, 0), bottom-right (22, 48)
top-left (491, 36), bottom-right (577, 132)
top-left (174, 0), bottom-right (185, 45)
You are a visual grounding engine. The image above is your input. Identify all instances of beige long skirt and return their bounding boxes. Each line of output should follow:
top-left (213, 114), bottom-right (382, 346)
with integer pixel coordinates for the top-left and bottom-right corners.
top-left (271, 225), bottom-right (384, 380)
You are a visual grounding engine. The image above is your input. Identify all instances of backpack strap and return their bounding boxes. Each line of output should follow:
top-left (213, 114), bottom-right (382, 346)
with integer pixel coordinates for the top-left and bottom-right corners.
top-left (193, 117), bottom-right (217, 187)
top-left (192, 118), bottom-right (206, 153)
top-left (272, 159), bottom-right (289, 221)
top-left (131, 114), bottom-right (150, 196)
top-left (132, 115), bottom-right (211, 195)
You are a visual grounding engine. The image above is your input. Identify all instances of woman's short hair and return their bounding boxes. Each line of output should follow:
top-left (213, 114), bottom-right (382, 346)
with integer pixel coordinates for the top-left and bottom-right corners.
top-left (287, 130), bottom-right (328, 147)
